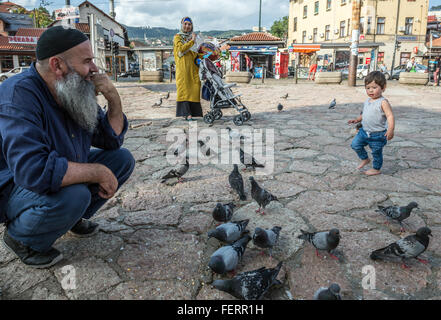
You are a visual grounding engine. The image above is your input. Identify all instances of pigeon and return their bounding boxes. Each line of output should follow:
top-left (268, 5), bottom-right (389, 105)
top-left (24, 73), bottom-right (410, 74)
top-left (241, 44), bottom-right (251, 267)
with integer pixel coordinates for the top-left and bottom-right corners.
top-left (375, 202), bottom-right (418, 232)
top-left (212, 202), bottom-right (236, 223)
top-left (370, 227), bottom-right (432, 269)
top-left (208, 219), bottom-right (250, 244)
top-left (208, 234), bottom-right (252, 274)
top-left (329, 98), bottom-right (336, 109)
top-left (240, 148), bottom-right (264, 171)
top-left (229, 164), bottom-right (246, 201)
top-left (313, 283), bottom-right (342, 300)
top-left (212, 261), bottom-right (283, 300)
top-left (163, 91), bottom-right (170, 99)
top-left (252, 226), bottom-right (282, 259)
top-left (198, 140), bottom-right (213, 157)
top-left (249, 176), bottom-right (278, 215)
top-left (281, 93), bottom-right (288, 99)
top-left (152, 97), bottom-right (163, 108)
top-left (277, 103), bottom-right (283, 112)
top-left (226, 126), bottom-right (243, 141)
top-left (160, 157), bottom-right (189, 183)
top-left (298, 228), bottom-right (341, 261)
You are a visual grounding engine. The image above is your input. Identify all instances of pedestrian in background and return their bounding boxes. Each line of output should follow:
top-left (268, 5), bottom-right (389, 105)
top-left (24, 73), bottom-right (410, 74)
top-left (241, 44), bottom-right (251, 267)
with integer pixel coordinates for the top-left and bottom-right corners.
top-left (173, 17), bottom-right (203, 122)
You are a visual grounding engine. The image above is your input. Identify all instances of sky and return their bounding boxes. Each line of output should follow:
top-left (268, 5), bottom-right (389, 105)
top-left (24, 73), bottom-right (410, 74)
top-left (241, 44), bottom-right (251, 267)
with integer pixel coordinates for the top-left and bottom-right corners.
top-left (9, 0), bottom-right (441, 31)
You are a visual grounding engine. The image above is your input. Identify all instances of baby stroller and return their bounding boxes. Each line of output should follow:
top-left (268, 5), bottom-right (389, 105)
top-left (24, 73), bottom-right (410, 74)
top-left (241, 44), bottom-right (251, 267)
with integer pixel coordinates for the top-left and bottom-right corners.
top-left (199, 57), bottom-right (251, 126)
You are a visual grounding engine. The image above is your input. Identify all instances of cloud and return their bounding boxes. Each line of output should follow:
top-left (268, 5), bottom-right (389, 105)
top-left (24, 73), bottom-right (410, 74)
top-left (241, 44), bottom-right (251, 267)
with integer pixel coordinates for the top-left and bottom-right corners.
top-left (113, 0), bottom-right (289, 30)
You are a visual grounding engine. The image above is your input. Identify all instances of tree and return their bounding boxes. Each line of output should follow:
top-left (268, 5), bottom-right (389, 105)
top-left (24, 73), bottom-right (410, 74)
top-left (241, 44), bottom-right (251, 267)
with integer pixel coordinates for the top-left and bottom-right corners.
top-left (270, 16), bottom-right (288, 40)
top-left (13, 0), bottom-right (53, 28)
top-left (430, 5), bottom-right (441, 11)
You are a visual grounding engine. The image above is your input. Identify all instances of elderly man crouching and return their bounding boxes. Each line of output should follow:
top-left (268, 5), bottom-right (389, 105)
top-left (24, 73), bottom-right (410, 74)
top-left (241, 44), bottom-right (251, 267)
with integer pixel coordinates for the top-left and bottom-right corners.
top-left (0, 26), bottom-right (135, 268)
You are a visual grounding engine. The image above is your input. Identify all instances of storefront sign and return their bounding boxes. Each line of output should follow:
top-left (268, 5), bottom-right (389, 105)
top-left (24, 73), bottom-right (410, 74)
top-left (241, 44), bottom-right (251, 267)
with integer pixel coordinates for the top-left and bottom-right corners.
top-left (229, 46), bottom-right (278, 54)
top-left (397, 35), bottom-right (418, 41)
top-left (8, 36), bottom-right (38, 44)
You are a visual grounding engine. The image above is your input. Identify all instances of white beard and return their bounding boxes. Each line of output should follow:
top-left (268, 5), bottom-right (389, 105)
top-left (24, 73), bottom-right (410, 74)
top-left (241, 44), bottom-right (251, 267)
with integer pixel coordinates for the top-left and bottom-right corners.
top-left (55, 70), bottom-right (98, 133)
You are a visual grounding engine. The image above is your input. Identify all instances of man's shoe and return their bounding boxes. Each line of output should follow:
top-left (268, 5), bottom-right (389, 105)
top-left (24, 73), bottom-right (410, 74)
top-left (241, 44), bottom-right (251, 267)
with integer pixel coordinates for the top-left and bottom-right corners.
top-left (69, 219), bottom-right (100, 238)
top-left (2, 231), bottom-right (63, 269)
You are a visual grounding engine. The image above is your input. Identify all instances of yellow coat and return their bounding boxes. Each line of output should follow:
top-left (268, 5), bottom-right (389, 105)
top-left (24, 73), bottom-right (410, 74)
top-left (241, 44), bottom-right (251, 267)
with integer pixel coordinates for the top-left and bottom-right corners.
top-left (173, 34), bottom-right (201, 102)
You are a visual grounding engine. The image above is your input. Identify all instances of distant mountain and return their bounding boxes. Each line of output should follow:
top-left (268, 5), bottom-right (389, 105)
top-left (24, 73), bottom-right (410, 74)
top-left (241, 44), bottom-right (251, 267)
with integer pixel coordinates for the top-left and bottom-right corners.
top-left (124, 25), bottom-right (253, 43)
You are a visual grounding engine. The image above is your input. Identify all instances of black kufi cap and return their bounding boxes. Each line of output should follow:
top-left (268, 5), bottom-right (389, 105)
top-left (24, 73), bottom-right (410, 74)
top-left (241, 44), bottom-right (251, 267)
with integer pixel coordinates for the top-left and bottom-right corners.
top-left (36, 26), bottom-right (89, 60)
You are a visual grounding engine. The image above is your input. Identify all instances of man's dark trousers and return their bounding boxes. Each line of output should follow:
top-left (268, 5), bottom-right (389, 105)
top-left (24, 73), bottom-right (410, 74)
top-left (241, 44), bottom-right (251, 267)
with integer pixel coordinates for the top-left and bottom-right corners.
top-left (5, 148), bottom-right (135, 252)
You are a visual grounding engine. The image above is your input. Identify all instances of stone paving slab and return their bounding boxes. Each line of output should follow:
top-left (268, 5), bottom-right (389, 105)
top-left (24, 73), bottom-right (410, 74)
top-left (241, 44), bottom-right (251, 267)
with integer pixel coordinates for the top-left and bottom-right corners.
top-left (1, 82), bottom-right (441, 300)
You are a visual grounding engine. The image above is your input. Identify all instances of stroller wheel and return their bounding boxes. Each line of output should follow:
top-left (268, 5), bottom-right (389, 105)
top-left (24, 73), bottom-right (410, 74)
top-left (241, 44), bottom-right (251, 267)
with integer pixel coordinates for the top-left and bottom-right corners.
top-left (241, 111), bottom-right (251, 122)
top-left (213, 109), bottom-right (223, 120)
top-left (233, 115), bottom-right (244, 126)
top-left (204, 113), bottom-right (215, 124)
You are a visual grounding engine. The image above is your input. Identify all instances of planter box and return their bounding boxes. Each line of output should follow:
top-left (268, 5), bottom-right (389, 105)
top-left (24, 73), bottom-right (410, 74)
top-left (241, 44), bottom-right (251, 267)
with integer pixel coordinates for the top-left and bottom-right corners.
top-left (140, 70), bottom-right (163, 82)
top-left (315, 71), bottom-right (342, 84)
top-left (399, 72), bottom-right (429, 85)
top-left (225, 71), bottom-right (252, 84)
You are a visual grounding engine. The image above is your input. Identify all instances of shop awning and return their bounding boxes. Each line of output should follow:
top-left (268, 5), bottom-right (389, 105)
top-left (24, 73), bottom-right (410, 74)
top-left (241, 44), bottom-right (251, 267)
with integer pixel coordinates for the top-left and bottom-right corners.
top-left (289, 44), bottom-right (321, 53)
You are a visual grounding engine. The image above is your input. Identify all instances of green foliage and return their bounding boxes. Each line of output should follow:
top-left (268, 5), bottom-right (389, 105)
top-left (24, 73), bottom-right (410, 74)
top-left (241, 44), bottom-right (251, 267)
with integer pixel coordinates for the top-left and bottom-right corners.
top-left (13, 0), bottom-right (53, 28)
top-left (430, 5), bottom-right (441, 11)
top-left (270, 16), bottom-right (288, 40)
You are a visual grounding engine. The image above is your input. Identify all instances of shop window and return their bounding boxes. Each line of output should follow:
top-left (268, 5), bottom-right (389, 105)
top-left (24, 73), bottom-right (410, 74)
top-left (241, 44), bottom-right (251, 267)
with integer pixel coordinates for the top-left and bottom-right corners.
top-left (19, 56), bottom-right (33, 66)
top-left (1, 55), bottom-right (14, 71)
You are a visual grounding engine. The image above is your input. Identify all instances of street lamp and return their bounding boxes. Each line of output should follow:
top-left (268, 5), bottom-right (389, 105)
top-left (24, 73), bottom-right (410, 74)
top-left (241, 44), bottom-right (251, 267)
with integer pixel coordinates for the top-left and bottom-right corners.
top-left (259, 0), bottom-right (262, 32)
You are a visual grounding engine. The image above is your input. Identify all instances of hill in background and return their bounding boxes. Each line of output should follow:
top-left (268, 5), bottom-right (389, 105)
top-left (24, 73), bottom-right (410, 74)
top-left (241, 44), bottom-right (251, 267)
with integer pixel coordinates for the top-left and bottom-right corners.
top-left (124, 25), bottom-right (253, 44)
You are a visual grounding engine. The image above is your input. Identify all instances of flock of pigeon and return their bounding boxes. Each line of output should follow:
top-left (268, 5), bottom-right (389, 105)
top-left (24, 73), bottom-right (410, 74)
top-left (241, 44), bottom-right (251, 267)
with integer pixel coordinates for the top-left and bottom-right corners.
top-left (157, 95), bottom-right (433, 300)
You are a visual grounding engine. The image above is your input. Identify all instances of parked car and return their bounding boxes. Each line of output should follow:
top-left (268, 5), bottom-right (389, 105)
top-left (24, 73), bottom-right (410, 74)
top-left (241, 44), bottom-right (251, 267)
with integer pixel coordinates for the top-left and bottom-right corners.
top-left (391, 64), bottom-right (427, 80)
top-left (0, 66), bottom-right (30, 81)
top-left (356, 64), bottom-right (371, 79)
top-left (119, 68), bottom-right (140, 78)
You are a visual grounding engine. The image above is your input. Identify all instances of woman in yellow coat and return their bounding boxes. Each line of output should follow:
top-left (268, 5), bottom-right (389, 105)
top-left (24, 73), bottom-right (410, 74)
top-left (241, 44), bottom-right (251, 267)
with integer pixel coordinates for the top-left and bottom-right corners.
top-left (173, 17), bottom-right (203, 121)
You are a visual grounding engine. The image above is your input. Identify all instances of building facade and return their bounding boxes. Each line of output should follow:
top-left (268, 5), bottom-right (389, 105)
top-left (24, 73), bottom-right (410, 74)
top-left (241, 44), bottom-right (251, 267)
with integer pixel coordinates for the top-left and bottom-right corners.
top-left (288, 0), bottom-right (429, 70)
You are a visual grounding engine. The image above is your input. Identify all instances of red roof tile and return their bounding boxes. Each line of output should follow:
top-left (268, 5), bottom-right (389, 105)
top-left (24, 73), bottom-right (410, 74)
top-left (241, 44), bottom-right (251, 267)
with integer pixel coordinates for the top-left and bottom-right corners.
top-left (74, 23), bottom-right (90, 34)
top-left (230, 32), bottom-right (282, 42)
top-left (15, 28), bottom-right (46, 37)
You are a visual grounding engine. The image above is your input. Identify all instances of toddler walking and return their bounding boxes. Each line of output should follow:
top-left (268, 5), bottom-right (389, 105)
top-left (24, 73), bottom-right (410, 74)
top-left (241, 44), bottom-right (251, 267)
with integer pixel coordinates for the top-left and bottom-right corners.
top-left (348, 71), bottom-right (395, 176)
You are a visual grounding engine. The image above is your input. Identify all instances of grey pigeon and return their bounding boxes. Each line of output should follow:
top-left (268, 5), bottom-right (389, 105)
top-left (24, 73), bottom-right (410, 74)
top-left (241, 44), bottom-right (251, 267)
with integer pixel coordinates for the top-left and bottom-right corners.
top-left (329, 98), bottom-right (336, 109)
top-left (375, 202), bottom-right (418, 232)
top-left (212, 202), bottom-right (236, 223)
top-left (313, 283), bottom-right (342, 300)
top-left (229, 164), bottom-right (246, 201)
top-left (160, 157), bottom-right (189, 183)
top-left (226, 126), bottom-right (244, 141)
top-left (249, 176), bottom-right (278, 215)
top-left (370, 226), bottom-right (432, 269)
top-left (277, 103), bottom-right (283, 112)
top-left (208, 219), bottom-right (250, 244)
top-left (164, 91), bottom-right (170, 99)
top-left (281, 93), bottom-right (288, 99)
top-left (198, 140), bottom-right (213, 157)
top-left (212, 261), bottom-right (283, 300)
top-left (298, 228), bottom-right (341, 261)
top-left (252, 226), bottom-right (282, 259)
top-left (152, 97), bottom-right (163, 107)
top-left (240, 148), bottom-right (264, 170)
top-left (208, 234), bottom-right (252, 274)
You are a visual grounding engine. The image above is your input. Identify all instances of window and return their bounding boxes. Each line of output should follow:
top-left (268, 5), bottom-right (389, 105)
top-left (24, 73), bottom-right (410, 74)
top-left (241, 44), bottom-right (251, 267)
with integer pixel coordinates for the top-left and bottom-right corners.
top-left (325, 25), bottom-right (330, 40)
top-left (377, 17), bottom-right (385, 35)
top-left (341, 0), bottom-right (346, 5)
top-left (313, 28), bottom-right (318, 42)
top-left (0, 55), bottom-right (13, 72)
top-left (327, 0), bottom-right (332, 10)
top-left (405, 17), bottom-right (413, 35)
top-left (302, 31), bottom-right (307, 43)
top-left (293, 17), bottom-right (297, 32)
top-left (340, 20), bottom-right (346, 38)
top-left (18, 55), bottom-right (33, 66)
top-left (348, 18), bottom-right (351, 36)
top-left (360, 17), bottom-right (365, 34)
top-left (303, 5), bottom-right (307, 18)
top-left (314, 1), bottom-right (319, 15)
top-left (367, 16), bottom-right (372, 34)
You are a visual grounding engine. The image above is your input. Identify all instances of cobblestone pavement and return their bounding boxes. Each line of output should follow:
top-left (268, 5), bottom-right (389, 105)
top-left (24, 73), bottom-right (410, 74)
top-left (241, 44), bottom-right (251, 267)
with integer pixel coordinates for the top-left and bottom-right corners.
top-left (1, 79), bottom-right (441, 300)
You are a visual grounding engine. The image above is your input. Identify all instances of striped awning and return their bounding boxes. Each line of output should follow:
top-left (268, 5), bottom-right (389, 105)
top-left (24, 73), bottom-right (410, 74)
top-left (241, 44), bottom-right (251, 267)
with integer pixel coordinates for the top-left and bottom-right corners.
top-left (288, 44), bottom-right (321, 53)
